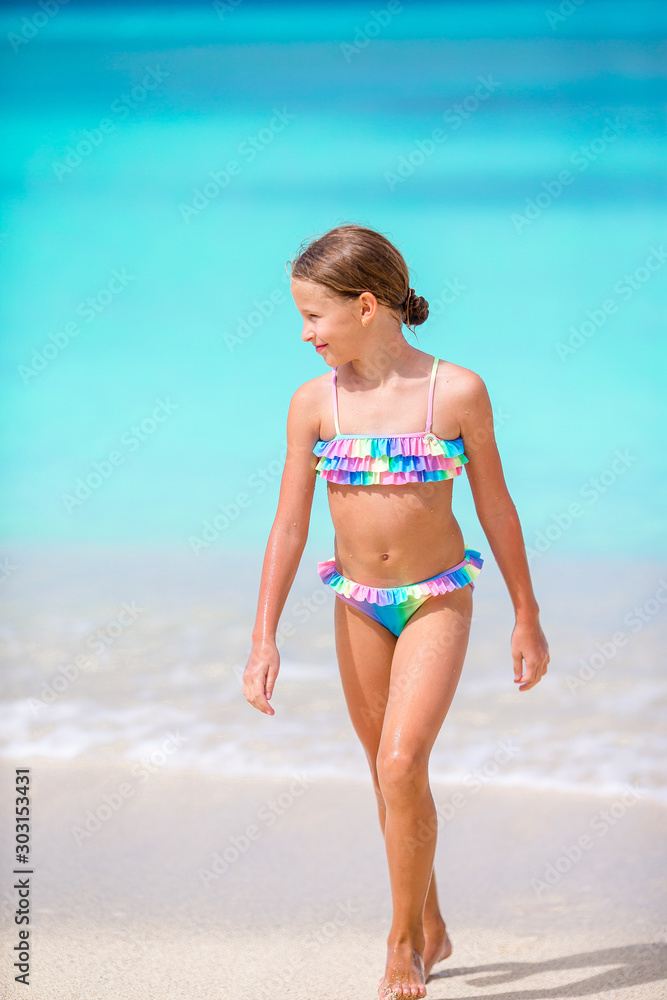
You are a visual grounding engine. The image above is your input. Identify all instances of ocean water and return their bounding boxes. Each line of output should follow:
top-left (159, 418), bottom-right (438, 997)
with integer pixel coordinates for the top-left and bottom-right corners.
top-left (0, 3), bottom-right (665, 798)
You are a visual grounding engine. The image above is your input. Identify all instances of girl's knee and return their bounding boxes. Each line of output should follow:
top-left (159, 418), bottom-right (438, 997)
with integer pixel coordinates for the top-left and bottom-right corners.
top-left (376, 748), bottom-right (428, 799)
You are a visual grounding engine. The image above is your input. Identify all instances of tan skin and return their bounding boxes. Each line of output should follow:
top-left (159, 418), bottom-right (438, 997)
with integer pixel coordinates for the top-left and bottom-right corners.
top-left (243, 278), bottom-right (550, 999)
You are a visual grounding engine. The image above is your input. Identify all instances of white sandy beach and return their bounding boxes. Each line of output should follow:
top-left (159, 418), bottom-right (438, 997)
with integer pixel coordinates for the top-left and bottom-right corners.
top-left (0, 761), bottom-right (666, 999)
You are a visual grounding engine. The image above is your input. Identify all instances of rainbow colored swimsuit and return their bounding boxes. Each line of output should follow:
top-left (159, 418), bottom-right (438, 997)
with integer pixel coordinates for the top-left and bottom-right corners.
top-left (313, 355), bottom-right (484, 636)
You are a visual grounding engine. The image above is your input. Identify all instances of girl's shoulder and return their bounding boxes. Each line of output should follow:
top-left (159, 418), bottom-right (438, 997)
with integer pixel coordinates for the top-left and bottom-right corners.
top-left (290, 369), bottom-right (331, 402)
top-left (435, 358), bottom-right (487, 399)
top-left (286, 371), bottom-right (333, 444)
top-left (287, 370), bottom-right (332, 420)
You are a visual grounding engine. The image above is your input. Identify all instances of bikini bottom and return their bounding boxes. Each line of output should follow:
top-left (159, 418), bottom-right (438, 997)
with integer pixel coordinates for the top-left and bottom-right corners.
top-left (316, 547), bottom-right (483, 638)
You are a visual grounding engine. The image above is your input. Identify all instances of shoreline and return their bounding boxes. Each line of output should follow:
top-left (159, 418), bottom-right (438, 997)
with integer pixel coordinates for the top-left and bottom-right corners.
top-left (2, 543), bottom-right (666, 808)
top-left (2, 750), bottom-right (665, 807)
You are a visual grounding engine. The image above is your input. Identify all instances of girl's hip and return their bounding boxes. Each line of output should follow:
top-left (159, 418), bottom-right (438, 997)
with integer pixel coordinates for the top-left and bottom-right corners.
top-left (317, 547), bottom-right (484, 607)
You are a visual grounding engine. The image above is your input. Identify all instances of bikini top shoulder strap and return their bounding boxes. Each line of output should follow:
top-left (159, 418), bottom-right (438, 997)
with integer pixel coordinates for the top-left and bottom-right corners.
top-left (331, 367), bottom-right (341, 435)
top-left (425, 356), bottom-right (440, 433)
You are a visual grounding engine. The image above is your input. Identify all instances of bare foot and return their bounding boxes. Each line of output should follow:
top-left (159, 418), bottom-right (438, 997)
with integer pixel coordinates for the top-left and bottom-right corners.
top-left (378, 941), bottom-right (426, 999)
top-left (423, 921), bottom-right (452, 980)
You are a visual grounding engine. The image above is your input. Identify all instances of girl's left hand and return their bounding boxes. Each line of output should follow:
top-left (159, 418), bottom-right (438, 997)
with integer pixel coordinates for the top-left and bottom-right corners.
top-left (511, 619), bottom-right (549, 691)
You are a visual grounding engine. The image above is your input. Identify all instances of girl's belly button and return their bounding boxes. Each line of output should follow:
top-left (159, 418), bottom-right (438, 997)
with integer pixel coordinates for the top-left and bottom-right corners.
top-left (381, 553), bottom-right (389, 561)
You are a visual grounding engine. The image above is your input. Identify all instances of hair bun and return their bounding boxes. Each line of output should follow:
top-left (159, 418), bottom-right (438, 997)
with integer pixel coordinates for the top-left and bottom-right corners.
top-left (404, 287), bottom-right (429, 327)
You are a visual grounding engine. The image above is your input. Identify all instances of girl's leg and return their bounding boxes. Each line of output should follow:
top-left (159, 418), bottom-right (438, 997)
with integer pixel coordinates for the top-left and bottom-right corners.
top-left (376, 585), bottom-right (472, 998)
top-left (333, 593), bottom-right (468, 995)
top-left (333, 595), bottom-right (453, 956)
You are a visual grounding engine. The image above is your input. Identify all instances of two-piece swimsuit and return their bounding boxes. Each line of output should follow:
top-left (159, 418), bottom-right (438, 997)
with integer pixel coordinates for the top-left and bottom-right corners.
top-left (313, 355), bottom-right (484, 637)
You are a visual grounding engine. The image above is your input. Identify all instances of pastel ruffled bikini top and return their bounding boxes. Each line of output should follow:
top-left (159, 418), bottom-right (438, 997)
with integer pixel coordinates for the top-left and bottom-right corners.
top-left (313, 355), bottom-right (468, 486)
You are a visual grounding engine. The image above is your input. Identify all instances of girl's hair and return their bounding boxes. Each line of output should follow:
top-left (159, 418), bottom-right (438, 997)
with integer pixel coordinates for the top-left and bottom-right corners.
top-left (287, 223), bottom-right (429, 333)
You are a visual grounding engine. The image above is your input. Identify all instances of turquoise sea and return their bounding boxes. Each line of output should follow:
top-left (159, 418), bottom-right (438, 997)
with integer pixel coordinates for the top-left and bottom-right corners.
top-left (0, 1), bottom-right (665, 556)
top-left (0, 2), bottom-right (666, 800)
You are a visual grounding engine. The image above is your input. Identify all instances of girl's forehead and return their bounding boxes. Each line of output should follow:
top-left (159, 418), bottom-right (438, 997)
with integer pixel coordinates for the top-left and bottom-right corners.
top-left (291, 280), bottom-right (333, 305)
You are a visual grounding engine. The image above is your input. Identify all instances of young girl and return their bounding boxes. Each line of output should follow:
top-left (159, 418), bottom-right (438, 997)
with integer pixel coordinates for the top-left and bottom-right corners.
top-left (243, 223), bottom-right (549, 999)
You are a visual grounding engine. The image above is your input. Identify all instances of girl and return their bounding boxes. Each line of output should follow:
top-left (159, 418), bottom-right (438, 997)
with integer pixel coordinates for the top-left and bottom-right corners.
top-left (243, 223), bottom-right (549, 999)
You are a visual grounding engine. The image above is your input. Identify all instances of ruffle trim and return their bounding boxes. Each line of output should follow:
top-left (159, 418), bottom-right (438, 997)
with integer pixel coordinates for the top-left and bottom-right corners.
top-left (316, 466), bottom-right (465, 485)
top-left (313, 434), bottom-right (468, 484)
top-left (317, 549), bottom-right (483, 605)
top-left (313, 435), bottom-right (465, 459)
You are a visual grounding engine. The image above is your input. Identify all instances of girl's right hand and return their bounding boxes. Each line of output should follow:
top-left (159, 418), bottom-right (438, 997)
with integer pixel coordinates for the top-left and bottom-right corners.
top-left (242, 641), bottom-right (280, 715)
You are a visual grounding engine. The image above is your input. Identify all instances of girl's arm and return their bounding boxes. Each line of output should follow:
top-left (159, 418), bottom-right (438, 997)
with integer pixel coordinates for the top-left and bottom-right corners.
top-left (243, 379), bottom-right (321, 715)
top-left (457, 372), bottom-right (550, 692)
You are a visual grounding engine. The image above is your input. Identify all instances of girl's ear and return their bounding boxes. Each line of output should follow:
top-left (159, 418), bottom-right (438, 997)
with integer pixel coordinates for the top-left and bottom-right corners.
top-left (358, 290), bottom-right (377, 326)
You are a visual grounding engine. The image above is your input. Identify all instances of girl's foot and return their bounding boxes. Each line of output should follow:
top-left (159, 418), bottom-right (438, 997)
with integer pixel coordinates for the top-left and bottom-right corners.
top-left (423, 921), bottom-right (452, 980)
top-left (378, 941), bottom-right (426, 999)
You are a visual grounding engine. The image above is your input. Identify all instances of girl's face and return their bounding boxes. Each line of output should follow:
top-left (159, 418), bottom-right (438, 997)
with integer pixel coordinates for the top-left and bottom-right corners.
top-left (291, 279), bottom-right (370, 366)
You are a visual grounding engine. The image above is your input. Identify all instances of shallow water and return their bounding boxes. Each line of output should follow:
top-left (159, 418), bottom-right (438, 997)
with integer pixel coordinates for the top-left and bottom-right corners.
top-left (1, 545), bottom-right (665, 803)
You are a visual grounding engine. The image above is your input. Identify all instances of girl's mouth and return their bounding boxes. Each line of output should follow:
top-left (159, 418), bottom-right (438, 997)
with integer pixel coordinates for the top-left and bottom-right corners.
top-left (315, 343), bottom-right (328, 352)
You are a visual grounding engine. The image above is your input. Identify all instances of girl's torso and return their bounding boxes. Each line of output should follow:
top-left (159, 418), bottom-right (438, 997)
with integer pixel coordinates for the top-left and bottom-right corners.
top-left (314, 354), bottom-right (469, 585)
